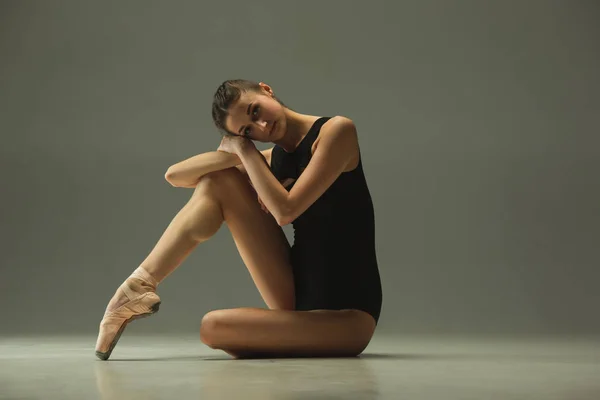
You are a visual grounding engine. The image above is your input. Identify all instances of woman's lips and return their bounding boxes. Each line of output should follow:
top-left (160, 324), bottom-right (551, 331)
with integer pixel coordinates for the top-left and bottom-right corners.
top-left (270, 121), bottom-right (277, 136)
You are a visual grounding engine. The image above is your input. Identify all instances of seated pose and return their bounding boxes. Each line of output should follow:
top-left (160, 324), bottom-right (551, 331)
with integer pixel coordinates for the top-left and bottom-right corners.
top-left (95, 80), bottom-right (383, 360)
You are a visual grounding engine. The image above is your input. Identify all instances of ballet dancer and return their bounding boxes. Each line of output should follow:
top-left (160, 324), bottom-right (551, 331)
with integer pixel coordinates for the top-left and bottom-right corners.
top-left (95, 80), bottom-right (382, 360)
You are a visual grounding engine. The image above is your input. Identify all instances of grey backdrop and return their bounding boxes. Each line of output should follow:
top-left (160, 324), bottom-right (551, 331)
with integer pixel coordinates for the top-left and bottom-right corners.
top-left (1, 0), bottom-right (598, 337)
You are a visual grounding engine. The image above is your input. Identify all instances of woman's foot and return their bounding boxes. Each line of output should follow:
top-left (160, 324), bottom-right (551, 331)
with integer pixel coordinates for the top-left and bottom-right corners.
top-left (95, 267), bottom-right (161, 360)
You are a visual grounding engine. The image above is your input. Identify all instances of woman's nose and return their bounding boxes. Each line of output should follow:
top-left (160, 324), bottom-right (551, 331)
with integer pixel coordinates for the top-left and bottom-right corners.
top-left (256, 119), bottom-right (268, 129)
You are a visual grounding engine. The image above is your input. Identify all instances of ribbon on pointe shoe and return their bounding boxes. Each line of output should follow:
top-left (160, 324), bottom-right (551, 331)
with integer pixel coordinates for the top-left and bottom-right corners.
top-left (95, 267), bottom-right (161, 358)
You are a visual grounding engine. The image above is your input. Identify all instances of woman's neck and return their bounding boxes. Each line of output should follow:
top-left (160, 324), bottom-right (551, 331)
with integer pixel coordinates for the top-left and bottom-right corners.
top-left (274, 108), bottom-right (321, 153)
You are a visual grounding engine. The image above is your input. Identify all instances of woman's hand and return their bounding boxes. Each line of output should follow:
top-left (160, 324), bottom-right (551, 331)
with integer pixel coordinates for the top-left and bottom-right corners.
top-left (217, 134), bottom-right (254, 156)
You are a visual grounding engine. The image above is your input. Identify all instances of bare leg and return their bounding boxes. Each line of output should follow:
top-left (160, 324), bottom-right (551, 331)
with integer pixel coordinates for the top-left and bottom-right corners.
top-left (96, 167), bottom-right (295, 358)
top-left (200, 308), bottom-right (376, 358)
top-left (104, 166), bottom-right (293, 311)
top-left (97, 167), bottom-right (374, 359)
top-left (194, 171), bottom-right (377, 358)
top-left (134, 174), bottom-right (225, 283)
top-left (101, 175), bottom-right (223, 314)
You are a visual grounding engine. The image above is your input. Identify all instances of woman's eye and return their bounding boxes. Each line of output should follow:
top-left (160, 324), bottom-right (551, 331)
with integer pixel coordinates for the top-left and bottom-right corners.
top-left (244, 127), bottom-right (252, 136)
top-left (252, 105), bottom-right (260, 116)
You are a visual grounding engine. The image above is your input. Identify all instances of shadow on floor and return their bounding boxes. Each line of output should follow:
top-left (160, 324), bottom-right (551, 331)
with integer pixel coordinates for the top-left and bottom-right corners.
top-left (360, 353), bottom-right (598, 364)
top-left (108, 352), bottom-right (599, 364)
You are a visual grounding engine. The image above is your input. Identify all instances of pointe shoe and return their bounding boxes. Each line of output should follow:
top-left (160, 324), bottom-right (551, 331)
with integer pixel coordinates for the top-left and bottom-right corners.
top-left (95, 267), bottom-right (161, 360)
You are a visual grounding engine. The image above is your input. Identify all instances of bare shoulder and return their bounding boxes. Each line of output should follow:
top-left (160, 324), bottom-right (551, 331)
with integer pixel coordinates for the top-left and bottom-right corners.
top-left (316, 116), bottom-right (360, 171)
top-left (315, 116), bottom-right (358, 146)
top-left (323, 115), bottom-right (357, 133)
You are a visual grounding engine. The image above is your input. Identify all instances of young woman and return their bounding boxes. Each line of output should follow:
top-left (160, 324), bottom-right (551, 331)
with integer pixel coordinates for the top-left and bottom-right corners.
top-left (95, 80), bottom-right (382, 360)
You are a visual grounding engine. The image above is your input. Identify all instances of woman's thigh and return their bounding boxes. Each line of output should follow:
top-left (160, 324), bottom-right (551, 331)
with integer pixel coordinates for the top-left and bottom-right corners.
top-left (199, 168), bottom-right (294, 310)
top-left (200, 307), bottom-right (377, 358)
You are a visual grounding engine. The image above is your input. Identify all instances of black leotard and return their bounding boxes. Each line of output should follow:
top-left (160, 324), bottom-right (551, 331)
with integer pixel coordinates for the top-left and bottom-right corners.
top-left (270, 117), bottom-right (382, 324)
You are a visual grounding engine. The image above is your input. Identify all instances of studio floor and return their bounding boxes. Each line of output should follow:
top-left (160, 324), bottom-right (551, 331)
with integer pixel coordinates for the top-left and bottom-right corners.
top-left (1, 334), bottom-right (599, 399)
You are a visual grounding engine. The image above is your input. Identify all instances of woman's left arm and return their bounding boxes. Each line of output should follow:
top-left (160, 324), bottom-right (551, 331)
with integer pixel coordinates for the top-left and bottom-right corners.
top-left (238, 116), bottom-right (358, 226)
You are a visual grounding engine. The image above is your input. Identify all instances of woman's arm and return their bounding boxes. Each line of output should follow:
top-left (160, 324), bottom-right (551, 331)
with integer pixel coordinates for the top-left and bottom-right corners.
top-left (238, 116), bottom-right (357, 225)
top-left (165, 147), bottom-right (273, 188)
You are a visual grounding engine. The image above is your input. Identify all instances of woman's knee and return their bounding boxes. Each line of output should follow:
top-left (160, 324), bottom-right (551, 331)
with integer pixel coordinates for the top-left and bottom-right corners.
top-left (199, 309), bottom-right (229, 348)
top-left (351, 335), bottom-right (372, 356)
top-left (194, 168), bottom-right (249, 198)
top-left (202, 167), bottom-right (246, 185)
top-left (343, 310), bottom-right (376, 356)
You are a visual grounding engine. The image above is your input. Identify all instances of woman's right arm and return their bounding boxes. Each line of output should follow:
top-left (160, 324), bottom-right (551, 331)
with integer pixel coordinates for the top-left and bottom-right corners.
top-left (165, 147), bottom-right (273, 188)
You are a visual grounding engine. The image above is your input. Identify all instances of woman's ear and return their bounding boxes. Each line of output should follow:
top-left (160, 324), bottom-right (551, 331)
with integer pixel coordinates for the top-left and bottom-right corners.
top-left (259, 82), bottom-right (274, 97)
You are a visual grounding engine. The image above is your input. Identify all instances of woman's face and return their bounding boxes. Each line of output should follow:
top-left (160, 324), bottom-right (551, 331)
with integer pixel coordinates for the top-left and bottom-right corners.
top-left (224, 87), bottom-right (286, 142)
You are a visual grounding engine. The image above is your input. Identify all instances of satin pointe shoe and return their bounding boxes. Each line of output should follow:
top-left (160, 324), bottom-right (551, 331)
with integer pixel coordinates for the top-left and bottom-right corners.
top-left (95, 267), bottom-right (161, 360)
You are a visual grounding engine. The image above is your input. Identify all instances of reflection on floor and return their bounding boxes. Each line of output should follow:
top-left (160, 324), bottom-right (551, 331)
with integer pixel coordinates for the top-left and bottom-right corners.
top-left (1, 334), bottom-right (599, 399)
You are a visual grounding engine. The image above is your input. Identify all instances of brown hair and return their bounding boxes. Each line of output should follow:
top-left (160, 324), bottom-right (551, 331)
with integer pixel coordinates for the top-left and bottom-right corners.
top-left (211, 79), bottom-right (285, 136)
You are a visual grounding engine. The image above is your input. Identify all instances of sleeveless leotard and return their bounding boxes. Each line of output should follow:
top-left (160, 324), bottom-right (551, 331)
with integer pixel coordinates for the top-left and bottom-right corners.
top-left (270, 117), bottom-right (382, 324)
